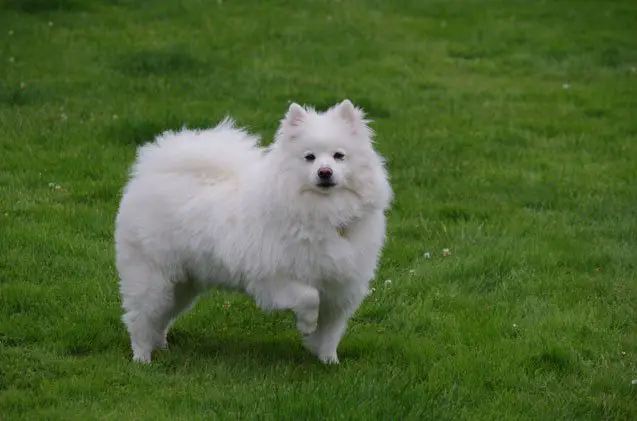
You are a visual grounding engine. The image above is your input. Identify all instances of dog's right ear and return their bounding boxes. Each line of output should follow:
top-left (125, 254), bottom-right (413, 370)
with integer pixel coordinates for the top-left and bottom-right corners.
top-left (284, 103), bottom-right (307, 128)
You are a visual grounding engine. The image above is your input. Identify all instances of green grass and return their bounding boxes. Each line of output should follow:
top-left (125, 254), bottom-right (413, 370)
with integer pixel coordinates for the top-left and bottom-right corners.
top-left (1, 0), bottom-right (637, 419)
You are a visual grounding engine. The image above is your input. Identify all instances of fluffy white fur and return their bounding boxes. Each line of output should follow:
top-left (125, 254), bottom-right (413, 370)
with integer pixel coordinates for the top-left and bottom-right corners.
top-left (115, 100), bottom-right (393, 364)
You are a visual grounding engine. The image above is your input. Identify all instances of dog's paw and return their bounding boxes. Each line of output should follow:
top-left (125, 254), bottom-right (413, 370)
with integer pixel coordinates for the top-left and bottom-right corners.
top-left (296, 308), bottom-right (319, 336)
top-left (303, 337), bottom-right (340, 364)
top-left (318, 353), bottom-right (340, 365)
top-left (132, 352), bottom-right (152, 364)
top-left (132, 344), bottom-right (152, 363)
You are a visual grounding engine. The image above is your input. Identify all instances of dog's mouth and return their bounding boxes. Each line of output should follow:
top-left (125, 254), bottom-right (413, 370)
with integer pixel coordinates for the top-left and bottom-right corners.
top-left (316, 181), bottom-right (336, 189)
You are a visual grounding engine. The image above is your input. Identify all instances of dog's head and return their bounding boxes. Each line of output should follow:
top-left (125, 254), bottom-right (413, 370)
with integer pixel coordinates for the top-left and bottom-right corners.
top-left (271, 100), bottom-right (390, 208)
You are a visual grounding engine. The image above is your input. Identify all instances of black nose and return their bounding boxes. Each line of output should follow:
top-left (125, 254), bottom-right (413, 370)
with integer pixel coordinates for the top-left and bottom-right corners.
top-left (317, 167), bottom-right (333, 180)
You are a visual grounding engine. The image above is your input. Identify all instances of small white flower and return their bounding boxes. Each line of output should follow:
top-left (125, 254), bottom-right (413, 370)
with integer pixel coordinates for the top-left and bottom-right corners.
top-left (442, 248), bottom-right (451, 256)
top-left (409, 269), bottom-right (415, 275)
top-left (384, 279), bottom-right (392, 285)
top-left (48, 21), bottom-right (54, 27)
top-left (632, 379), bottom-right (637, 385)
top-left (562, 83), bottom-right (570, 89)
top-left (8, 30), bottom-right (13, 36)
top-left (513, 324), bottom-right (518, 328)
top-left (423, 252), bottom-right (431, 259)
top-left (112, 114), bottom-right (118, 120)
top-left (60, 113), bottom-right (68, 121)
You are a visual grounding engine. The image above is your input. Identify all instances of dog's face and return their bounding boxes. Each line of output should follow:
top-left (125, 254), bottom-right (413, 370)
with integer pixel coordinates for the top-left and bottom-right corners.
top-left (273, 100), bottom-right (377, 196)
top-left (299, 142), bottom-right (349, 193)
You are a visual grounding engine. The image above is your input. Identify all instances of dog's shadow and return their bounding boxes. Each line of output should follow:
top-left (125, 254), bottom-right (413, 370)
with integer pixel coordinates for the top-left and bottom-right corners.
top-left (157, 329), bottom-right (331, 366)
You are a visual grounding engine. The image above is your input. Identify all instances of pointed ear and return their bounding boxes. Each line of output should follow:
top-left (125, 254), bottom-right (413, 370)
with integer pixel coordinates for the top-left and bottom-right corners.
top-left (336, 99), bottom-right (364, 125)
top-left (285, 102), bottom-right (307, 128)
top-left (335, 99), bottom-right (373, 138)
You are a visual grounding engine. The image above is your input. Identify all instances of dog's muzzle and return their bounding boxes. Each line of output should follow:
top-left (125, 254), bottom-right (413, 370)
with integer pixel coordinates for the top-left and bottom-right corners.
top-left (316, 167), bottom-right (335, 188)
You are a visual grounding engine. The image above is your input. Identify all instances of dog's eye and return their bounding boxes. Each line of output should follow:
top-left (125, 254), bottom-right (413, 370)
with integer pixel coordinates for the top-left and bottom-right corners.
top-left (304, 153), bottom-right (316, 162)
top-left (333, 152), bottom-right (345, 160)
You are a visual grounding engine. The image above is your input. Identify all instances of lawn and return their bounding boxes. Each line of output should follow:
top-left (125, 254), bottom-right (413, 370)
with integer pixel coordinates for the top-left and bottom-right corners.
top-left (1, 0), bottom-right (637, 419)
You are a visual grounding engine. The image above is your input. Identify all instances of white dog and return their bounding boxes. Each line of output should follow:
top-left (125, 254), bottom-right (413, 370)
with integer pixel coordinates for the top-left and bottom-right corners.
top-left (115, 100), bottom-right (393, 364)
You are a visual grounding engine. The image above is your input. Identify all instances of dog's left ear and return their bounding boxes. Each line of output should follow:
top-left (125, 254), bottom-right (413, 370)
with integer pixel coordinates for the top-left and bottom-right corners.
top-left (335, 99), bottom-right (371, 136)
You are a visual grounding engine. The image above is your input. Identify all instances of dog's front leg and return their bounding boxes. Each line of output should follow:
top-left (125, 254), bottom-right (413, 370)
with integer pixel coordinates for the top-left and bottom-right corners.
top-left (250, 281), bottom-right (320, 336)
top-left (302, 302), bottom-right (353, 365)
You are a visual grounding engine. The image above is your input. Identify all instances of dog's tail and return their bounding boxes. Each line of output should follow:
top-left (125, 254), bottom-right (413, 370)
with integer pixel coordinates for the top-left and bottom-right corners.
top-left (130, 119), bottom-right (262, 183)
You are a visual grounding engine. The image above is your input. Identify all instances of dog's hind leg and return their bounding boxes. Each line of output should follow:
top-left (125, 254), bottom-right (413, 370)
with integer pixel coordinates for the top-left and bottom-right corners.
top-left (119, 263), bottom-right (188, 363)
top-left (157, 280), bottom-right (200, 350)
